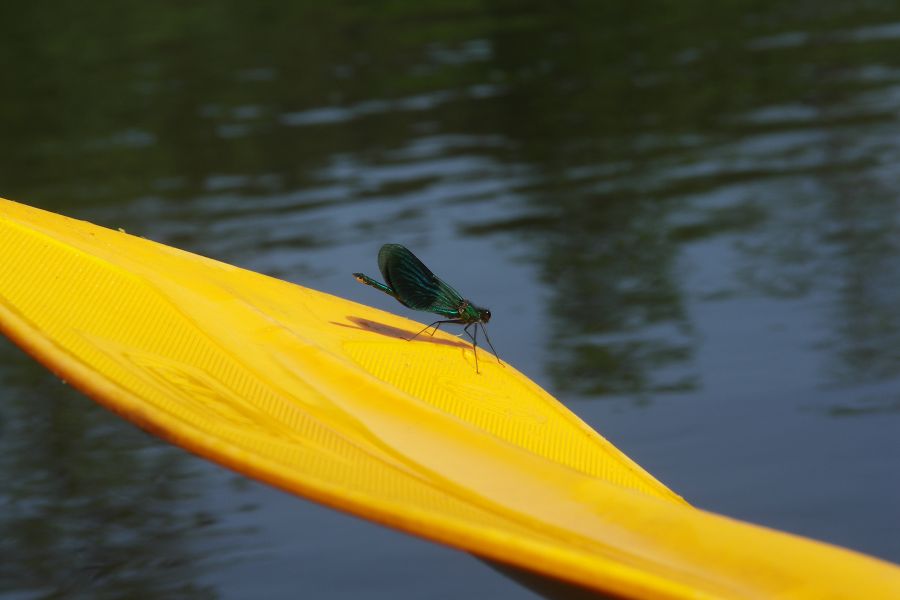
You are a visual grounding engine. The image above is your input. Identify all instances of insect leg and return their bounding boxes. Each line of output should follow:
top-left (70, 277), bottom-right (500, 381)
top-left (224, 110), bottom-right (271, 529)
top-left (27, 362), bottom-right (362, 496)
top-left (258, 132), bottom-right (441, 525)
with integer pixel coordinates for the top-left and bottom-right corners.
top-left (410, 319), bottom-right (482, 373)
top-left (479, 323), bottom-right (503, 367)
top-left (473, 323), bottom-right (480, 373)
top-left (463, 323), bottom-right (480, 374)
top-left (409, 319), bottom-right (462, 341)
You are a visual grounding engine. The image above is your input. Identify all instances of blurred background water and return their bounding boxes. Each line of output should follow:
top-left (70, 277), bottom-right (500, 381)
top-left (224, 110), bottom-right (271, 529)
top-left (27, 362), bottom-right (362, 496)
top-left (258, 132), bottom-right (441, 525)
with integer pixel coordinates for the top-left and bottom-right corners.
top-left (1, 2), bottom-right (899, 598)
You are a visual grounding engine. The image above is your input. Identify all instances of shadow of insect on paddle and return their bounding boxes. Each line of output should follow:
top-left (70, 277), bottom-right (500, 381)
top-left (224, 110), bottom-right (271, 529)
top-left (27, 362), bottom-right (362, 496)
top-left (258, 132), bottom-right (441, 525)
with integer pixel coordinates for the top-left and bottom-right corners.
top-left (333, 316), bottom-right (473, 351)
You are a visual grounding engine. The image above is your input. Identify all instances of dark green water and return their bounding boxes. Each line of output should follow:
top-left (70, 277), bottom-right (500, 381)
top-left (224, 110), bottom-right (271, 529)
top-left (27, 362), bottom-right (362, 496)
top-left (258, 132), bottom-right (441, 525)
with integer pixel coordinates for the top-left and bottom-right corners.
top-left (2, 2), bottom-right (899, 598)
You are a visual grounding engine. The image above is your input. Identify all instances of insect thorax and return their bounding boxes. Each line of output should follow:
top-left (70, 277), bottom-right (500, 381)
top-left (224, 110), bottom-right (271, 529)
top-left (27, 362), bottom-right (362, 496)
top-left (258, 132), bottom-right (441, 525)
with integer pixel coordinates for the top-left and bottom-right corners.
top-left (458, 299), bottom-right (487, 323)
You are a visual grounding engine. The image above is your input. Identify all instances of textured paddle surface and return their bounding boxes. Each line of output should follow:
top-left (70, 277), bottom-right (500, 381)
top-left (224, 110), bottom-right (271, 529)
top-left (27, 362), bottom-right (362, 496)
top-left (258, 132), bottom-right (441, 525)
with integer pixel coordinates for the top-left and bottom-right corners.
top-left (0, 198), bottom-right (897, 600)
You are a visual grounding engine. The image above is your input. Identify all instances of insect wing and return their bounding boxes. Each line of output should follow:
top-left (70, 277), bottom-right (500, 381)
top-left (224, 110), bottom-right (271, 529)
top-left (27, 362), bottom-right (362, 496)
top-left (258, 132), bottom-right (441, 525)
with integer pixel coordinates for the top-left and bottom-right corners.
top-left (426, 278), bottom-right (468, 316)
top-left (378, 244), bottom-right (462, 315)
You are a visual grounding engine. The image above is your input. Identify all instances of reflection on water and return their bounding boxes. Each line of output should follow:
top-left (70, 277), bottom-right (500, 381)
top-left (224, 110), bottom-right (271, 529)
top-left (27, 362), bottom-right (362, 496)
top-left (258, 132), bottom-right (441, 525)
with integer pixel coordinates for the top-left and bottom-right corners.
top-left (2, 1), bottom-right (900, 597)
top-left (0, 347), bottom-right (223, 598)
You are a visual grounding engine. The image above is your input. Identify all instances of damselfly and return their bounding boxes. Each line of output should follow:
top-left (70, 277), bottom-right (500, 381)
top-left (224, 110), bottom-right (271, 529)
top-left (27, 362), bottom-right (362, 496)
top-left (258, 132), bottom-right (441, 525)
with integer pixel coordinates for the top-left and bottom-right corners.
top-left (353, 244), bottom-right (501, 373)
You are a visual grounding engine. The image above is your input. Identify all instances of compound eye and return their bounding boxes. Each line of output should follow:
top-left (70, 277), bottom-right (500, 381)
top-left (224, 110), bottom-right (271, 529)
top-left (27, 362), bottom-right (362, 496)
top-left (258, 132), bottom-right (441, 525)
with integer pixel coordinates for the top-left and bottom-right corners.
top-left (482, 309), bottom-right (491, 322)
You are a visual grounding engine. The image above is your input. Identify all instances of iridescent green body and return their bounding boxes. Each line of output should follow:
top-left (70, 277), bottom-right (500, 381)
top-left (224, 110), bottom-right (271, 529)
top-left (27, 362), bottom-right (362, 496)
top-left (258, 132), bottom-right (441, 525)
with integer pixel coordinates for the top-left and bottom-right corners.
top-left (353, 243), bottom-right (500, 372)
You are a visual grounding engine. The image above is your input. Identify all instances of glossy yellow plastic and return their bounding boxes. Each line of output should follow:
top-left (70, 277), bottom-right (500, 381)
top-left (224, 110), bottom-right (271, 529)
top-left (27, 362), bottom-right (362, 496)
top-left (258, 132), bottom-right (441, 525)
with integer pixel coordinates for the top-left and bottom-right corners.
top-left (0, 198), bottom-right (898, 599)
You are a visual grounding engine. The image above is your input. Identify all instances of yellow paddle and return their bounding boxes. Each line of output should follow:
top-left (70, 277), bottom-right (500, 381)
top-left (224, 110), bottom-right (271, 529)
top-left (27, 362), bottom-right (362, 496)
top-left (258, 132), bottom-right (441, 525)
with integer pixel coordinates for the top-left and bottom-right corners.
top-left (0, 198), bottom-right (897, 599)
